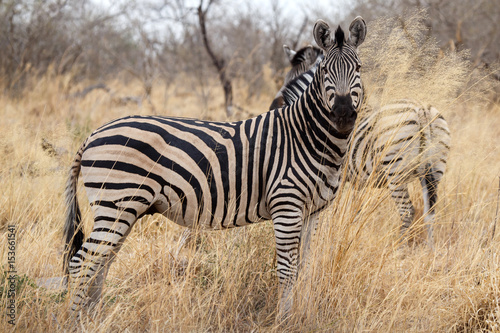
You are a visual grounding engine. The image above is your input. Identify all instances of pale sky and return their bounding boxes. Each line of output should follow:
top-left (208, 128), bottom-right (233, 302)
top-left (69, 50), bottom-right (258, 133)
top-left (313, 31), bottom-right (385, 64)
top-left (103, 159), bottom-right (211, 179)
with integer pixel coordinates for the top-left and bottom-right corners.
top-left (99, 0), bottom-right (355, 43)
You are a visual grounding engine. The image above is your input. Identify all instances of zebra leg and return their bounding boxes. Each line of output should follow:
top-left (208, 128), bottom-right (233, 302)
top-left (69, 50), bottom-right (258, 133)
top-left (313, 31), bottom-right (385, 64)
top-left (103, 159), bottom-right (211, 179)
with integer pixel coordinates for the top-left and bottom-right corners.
top-left (68, 201), bottom-right (141, 312)
top-left (85, 227), bottom-right (133, 310)
top-left (388, 183), bottom-right (415, 242)
top-left (420, 168), bottom-right (440, 250)
top-left (271, 206), bottom-right (304, 321)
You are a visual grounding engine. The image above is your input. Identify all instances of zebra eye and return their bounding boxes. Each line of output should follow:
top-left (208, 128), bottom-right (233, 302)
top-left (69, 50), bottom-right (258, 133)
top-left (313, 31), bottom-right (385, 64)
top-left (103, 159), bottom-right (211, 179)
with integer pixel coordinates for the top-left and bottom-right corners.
top-left (356, 64), bottom-right (361, 72)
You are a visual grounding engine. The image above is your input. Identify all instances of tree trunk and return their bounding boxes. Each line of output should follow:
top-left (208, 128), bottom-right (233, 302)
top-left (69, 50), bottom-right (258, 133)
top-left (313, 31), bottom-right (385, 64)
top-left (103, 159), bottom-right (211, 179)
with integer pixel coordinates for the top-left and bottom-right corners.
top-left (197, 1), bottom-right (233, 117)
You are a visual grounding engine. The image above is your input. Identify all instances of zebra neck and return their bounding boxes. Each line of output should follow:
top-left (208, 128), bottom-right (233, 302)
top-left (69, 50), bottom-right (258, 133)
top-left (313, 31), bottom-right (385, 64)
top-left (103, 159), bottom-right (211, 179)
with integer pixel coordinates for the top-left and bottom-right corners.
top-left (283, 79), bottom-right (350, 168)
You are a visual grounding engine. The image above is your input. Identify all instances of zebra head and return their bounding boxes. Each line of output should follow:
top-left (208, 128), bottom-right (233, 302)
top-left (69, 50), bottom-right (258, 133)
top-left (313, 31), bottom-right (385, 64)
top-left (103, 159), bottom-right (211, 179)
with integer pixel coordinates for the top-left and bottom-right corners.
top-left (283, 44), bottom-right (324, 84)
top-left (313, 16), bottom-right (366, 134)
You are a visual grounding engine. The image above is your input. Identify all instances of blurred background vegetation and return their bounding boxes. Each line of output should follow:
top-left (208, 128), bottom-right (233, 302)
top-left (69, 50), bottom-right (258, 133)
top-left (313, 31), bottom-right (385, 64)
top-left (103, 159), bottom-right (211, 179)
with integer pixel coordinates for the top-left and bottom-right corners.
top-left (1, 0), bottom-right (498, 107)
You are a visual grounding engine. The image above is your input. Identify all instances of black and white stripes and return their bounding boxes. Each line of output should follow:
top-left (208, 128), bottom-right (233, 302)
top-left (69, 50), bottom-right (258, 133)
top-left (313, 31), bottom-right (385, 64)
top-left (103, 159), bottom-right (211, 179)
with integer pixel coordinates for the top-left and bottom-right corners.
top-left (63, 17), bottom-right (368, 318)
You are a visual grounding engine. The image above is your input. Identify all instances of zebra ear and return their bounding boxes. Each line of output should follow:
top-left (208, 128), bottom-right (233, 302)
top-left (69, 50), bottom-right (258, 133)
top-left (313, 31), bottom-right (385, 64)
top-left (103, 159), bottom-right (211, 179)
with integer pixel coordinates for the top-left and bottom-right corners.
top-left (347, 16), bottom-right (367, 48)
top-left (283, 45), bottom-right (296, 62)
top-left (313, 19), bottom-right (334, 51)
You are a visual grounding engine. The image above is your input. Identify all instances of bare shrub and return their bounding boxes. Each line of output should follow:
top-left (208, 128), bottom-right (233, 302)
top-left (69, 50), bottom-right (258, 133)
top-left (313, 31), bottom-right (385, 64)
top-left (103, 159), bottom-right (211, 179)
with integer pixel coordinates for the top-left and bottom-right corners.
top-left (359, 9), bottom-right (470, 109)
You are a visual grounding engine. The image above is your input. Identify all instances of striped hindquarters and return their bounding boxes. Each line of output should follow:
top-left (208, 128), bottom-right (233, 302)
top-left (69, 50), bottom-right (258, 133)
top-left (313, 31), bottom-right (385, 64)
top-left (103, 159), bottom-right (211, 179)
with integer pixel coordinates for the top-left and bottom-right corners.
top-left (347, 100), bottom-right (450, 188)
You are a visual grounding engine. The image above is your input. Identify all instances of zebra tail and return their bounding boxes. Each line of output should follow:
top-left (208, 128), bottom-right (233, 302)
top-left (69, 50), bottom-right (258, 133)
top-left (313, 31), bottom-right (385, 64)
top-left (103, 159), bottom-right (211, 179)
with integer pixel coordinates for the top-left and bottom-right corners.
top-left (418, 105), bottom-right (450, 181)
top-left (63, 142), bottom-right (86, 275)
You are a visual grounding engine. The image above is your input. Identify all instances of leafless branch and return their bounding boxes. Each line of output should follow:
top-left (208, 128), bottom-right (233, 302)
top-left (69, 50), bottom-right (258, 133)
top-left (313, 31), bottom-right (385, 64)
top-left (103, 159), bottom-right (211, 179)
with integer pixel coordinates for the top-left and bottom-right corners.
top-left (197, 0), bottom-right (233, 116)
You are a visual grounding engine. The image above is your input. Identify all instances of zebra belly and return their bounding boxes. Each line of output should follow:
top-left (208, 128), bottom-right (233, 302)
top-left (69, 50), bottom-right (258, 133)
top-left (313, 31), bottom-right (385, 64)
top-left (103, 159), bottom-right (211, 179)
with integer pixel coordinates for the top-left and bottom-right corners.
top-left (154, 185), bottom-right (270, 230)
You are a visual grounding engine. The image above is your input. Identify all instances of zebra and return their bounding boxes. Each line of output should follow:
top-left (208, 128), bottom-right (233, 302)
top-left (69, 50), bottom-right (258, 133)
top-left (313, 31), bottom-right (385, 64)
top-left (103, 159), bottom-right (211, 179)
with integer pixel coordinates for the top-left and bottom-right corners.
top-left (269, 46), bottom-right (450, 249)
top-left (348, 101), bottom-right (450, 248)
top-left (282, 44), bottom-right (323, 85)
top-left (270, 45), bottom-right (324, 110)
top-left (63, 17), bottom-right (367, 319)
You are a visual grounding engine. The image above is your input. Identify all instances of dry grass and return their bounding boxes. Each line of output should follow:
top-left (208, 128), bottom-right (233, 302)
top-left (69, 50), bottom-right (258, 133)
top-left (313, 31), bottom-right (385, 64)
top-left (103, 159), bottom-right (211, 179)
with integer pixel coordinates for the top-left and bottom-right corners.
top-left (1, 12), bottom-right (500, 332)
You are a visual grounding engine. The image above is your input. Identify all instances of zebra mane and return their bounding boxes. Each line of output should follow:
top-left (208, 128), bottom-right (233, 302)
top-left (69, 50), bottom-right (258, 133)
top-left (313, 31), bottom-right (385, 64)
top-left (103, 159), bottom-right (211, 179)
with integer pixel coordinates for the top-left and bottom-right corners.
top-left (290, 47), bottom-right (310, 66)
top-left (290, 46), bottom-right (321, 66)
top-left (335, 26), bottom-right (345, 50)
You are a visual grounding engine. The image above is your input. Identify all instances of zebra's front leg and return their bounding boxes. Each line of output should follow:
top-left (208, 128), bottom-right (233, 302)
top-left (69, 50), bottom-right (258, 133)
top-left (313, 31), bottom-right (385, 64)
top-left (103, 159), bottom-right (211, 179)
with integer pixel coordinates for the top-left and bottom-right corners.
top-left (271, 206), bottom-right (304, 321)
top-left (388, 183), bottom-right (415, 244)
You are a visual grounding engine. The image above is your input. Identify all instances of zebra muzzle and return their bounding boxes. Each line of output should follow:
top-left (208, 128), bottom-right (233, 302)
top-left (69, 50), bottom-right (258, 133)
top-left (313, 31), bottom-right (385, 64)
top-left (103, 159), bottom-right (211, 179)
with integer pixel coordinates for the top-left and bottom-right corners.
top-left (329, 112), bottom-right (357, 134)
top-left (330, 94), bottom-right (357, 134)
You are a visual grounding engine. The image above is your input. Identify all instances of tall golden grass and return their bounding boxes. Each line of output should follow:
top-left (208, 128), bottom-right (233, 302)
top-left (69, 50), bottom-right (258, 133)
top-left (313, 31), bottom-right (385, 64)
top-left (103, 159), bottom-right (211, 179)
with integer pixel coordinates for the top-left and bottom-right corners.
top-left (1, 11), bottom-right (500, 332)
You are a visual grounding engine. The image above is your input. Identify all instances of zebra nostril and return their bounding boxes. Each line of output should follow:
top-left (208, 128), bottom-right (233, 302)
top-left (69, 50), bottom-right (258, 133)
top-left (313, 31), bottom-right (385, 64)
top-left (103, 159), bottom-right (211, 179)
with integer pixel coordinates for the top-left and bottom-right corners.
top-left (333, 104), bottom-right (354, 117)
top-left (333, 94), bottom-right (354, 116)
